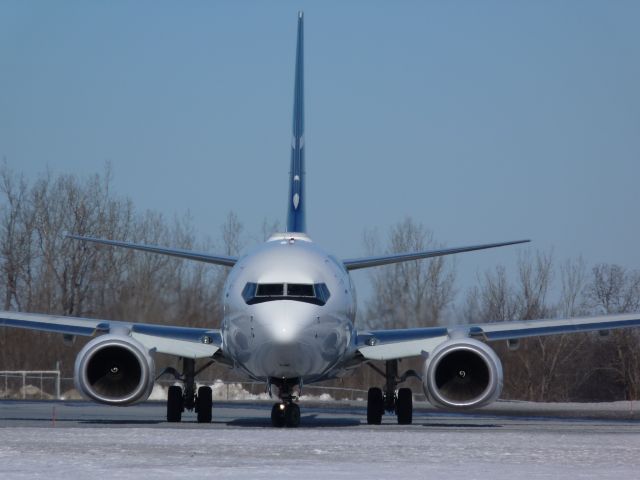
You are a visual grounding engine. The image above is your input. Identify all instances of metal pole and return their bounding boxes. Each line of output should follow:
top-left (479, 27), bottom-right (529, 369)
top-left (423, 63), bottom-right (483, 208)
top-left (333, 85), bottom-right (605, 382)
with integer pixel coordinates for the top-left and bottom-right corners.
top-left (55, 362), bottom-right (61, 400)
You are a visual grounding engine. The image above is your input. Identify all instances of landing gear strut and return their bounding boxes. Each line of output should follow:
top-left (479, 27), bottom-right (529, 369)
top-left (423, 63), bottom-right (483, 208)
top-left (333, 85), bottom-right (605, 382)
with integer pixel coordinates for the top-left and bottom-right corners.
top-left (163, 358), bottom-right (214, 423)
top-left (269, 378), bottom-right (301, 428)
top-left (366, 360), bottom-right (417, 425)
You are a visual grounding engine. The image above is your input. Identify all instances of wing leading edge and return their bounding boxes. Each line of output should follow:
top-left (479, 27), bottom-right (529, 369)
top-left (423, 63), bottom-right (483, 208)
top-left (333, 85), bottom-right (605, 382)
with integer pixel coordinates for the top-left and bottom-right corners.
top-left (0, 311), bottom-right (221, 359)
top-left (342, 239), bottom-right (530, 271)
top-left (356, 312), bottom-right (640, 361)
top-left (67, 234), bottom-right (238, 267)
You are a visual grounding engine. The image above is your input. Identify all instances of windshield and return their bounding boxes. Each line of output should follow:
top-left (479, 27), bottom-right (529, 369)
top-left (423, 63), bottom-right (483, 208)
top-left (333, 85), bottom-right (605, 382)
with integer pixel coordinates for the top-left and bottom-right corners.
top-left (242, 282), bottom-right (331, 306)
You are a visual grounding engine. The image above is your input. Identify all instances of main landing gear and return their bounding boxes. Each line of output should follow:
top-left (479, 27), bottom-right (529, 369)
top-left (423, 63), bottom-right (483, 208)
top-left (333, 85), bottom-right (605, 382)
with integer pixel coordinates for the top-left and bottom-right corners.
top-left (163, 358), bottom-right (214, 423)
top-left (269, 378), bottom-right (301, 428)
top-left (366, 359), bottom-right (417, 425)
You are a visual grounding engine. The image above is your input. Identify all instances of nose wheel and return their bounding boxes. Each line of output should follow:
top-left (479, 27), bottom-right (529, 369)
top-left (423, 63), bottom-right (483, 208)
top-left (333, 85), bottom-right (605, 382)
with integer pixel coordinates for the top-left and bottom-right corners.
top-left (271, 402), bottom-right (300, 428)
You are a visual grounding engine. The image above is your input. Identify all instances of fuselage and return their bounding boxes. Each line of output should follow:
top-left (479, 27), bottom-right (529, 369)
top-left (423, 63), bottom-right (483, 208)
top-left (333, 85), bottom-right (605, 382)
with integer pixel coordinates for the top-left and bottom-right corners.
top-left (221, 233), bottom-right (356, 383)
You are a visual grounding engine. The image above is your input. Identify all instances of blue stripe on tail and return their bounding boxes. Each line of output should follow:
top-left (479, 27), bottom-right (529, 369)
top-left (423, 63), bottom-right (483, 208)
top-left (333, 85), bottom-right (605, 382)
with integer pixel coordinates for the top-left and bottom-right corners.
top-left (287, 11), bottom-right (306, 233)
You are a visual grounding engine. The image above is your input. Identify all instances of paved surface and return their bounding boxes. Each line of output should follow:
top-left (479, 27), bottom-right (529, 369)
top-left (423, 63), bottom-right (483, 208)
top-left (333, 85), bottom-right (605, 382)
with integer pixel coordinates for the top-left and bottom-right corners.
top-left (2, 400), bottom-right (640, 479)
top-left (1, 399), bottom-right (640, 429)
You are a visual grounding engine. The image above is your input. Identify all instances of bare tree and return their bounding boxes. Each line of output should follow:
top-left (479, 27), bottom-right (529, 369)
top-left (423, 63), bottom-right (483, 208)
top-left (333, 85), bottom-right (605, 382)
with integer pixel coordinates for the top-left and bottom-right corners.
top-left (584, 264), bottom-right (640, 399)
top-left (0, 164), bottom-right (35, 311)
top-left (559, 256), bottom-right (588, 318)
top-left (364, 217), bottom-right (456, 329)
top-left (221, 211), bottom-right (244, 257)
top-left (586, 264), bottom-right (640, 315)
top-left (466, 250), bottom-right (589, 401)
top-left (464, 265), bottom-right (517, 323)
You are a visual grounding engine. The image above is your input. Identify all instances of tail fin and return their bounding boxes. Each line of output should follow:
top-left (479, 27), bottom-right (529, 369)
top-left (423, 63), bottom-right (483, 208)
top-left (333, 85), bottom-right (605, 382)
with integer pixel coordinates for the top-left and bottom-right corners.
top-left (286, 11), bottom-right (306, 233)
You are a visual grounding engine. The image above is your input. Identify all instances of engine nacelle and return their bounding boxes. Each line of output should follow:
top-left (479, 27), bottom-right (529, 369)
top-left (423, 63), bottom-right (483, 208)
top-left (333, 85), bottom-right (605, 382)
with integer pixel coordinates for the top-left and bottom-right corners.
top-left (74, 334), bottom-right (155, 406)
top-left (423, 338), bottom-right (503, 409)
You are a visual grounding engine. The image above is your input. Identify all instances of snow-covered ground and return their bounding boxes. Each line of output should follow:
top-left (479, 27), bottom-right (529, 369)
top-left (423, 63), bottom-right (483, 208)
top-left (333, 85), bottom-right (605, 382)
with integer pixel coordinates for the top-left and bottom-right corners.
top-left (1, 423), bottom-right (639, 479)
top-left (2, 399), bottom-right (640, 479)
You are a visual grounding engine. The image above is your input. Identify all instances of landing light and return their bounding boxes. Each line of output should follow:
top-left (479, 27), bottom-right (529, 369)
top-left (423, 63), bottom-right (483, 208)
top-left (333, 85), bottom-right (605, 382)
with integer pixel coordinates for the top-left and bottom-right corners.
top-left (279, 403), bottom-right (286, 411)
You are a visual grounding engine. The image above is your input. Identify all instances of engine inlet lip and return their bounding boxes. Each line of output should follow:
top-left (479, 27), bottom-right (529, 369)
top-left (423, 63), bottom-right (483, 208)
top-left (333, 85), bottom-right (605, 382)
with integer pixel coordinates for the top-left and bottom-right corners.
top-left (427, 343), bottom-right (498, 409)
top-left (79, 338), bottom-right (149, 405)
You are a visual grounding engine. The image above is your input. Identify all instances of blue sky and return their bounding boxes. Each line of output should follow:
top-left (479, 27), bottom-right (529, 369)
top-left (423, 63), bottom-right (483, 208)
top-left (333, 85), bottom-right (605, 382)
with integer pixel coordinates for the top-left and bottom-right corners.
top-left (1, 1), bottom-right (639, 303)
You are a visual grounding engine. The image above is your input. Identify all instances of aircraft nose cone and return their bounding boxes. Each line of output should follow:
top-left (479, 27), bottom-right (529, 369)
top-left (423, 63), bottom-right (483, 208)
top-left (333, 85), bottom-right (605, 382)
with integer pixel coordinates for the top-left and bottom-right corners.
top-left (271, 320), bottom-right (297, 343)
top-left (248, 301), bottom-right (322, 378)
top-left (257, 302), bottom-right (315, 344)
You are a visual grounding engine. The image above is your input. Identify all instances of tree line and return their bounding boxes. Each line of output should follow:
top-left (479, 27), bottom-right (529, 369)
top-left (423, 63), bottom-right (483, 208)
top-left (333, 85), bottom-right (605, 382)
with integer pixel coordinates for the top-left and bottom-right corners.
top-left (1, 165), bottom-right (639, 401)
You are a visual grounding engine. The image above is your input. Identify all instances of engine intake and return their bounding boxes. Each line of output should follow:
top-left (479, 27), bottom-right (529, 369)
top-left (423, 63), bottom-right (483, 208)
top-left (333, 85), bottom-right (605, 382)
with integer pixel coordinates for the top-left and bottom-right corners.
top-left (74, 335), bottom-right (155, 405)
top-left (423, 338), bottom-right (502, 409)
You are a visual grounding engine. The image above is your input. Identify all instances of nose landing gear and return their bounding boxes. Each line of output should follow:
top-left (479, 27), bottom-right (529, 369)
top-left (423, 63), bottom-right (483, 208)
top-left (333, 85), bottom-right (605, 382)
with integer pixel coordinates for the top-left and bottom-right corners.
top-left (271, 401), bottom-right (300, 428)
top-left (269, 378), bottom-right (301, 427)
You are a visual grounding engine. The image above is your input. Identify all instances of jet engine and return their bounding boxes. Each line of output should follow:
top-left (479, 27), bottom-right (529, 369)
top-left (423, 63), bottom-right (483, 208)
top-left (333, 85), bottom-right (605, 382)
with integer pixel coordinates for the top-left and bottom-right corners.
top-left (423, 338), bottom-right (502, 409)
top-left (74, 334), bottom-right (155, 405)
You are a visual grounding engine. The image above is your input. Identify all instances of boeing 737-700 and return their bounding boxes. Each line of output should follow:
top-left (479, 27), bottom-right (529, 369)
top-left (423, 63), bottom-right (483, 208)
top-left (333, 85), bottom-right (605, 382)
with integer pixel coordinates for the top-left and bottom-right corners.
top-left (2, 12), bottom-right (640, 427)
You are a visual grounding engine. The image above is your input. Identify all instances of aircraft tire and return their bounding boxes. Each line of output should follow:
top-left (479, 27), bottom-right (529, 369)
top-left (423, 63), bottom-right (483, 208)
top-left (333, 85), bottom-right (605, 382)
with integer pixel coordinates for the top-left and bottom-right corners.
top-left (167, 385), bottom-right (183, 423)
top-left (367, 387), bottom-right (384, 425)
top-left (396, 387), bottom-right (413, 425)
top-left (284, 403), bottom-right (301, 428)
top-left (196, 386), bottom-right (213, 423)
top-left (271, 403), bottom-right (286, 427)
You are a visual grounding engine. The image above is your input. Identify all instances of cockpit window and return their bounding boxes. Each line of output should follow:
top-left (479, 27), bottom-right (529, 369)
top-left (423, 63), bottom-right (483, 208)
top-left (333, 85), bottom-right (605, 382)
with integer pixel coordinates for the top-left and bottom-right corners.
top-left (242, 282), bottom-right (331, 306)
top-left (256, 283), bottom-right (284, 297)
top-left (315, 283), bottom-right (331, 304)
top-left (287, 283), bottom-right (314, 297)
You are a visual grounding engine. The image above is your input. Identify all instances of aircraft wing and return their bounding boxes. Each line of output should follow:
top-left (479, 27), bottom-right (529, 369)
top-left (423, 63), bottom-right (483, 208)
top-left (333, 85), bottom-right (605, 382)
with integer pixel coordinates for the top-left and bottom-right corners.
top-left (0, 311), bottom-right (221, 359)
top-left (67, 234), bottom-right (238, 267)
top-left (342, 239), bottom-right (530, 271)
top-left (356, 312), bottom-right (640, 361)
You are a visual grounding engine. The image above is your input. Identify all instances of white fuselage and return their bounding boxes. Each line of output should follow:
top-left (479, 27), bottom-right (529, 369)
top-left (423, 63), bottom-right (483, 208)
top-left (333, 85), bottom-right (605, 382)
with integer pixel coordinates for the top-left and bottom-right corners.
top-left (221, 233), bottom-right (356, 383)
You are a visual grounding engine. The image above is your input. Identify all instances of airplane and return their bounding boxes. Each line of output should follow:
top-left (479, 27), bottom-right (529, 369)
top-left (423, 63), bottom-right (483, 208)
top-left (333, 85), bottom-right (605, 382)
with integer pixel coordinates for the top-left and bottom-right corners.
top-left (3, 12), bottom-right (640, 428)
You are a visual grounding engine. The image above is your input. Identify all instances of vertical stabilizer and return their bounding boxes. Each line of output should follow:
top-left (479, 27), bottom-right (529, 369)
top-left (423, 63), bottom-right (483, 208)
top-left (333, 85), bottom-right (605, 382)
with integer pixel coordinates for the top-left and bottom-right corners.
top-left (286, 11), bottom-right (306, 233)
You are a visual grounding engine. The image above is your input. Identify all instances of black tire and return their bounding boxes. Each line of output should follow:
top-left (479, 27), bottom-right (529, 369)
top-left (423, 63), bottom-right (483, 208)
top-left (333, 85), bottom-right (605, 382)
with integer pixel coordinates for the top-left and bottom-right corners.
top-left (167, 385), bottom-right (183, 423)
top-left (196, 386), bottom-right (213, 423)
top-left (367, 387), bottom-right (384, 425)
top-left (271, 403), bottom-right (286, 428)
top-left (396, 387), bottom-right (413, 425)
top-left (284, 403), bottom-right (300, 428)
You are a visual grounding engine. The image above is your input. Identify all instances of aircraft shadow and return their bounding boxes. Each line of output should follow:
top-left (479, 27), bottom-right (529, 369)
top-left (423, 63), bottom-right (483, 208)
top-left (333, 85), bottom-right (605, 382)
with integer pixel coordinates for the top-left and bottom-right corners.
top-left (80, 420), bottom-right (164, 425)
top-left (420, 422), bottom-right (502, 429)
top-left (224, 414), bottom-right (360, 428)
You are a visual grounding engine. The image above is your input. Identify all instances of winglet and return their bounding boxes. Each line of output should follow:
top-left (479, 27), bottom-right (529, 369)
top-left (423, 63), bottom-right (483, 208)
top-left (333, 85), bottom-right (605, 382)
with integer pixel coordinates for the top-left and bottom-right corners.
top-left (286, 11), bottom-right (306, 233)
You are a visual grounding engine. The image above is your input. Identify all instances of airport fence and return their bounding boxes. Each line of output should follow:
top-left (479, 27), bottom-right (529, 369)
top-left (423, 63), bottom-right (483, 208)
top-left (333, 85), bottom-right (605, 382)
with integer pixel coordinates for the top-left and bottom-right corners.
top-left (0, 370), bottom-right (62, 400)
top-left (0, 372), bottom-right (392, 402)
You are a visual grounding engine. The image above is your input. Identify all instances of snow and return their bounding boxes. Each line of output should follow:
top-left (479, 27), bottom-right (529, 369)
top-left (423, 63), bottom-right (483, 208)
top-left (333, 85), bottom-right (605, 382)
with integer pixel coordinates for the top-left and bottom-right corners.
top-left (2, 399), bottom-right (640, 479)
top-left (1, 424), bottom-right (639, 479)
top-left (148, 381), bottom-right (337, 402)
